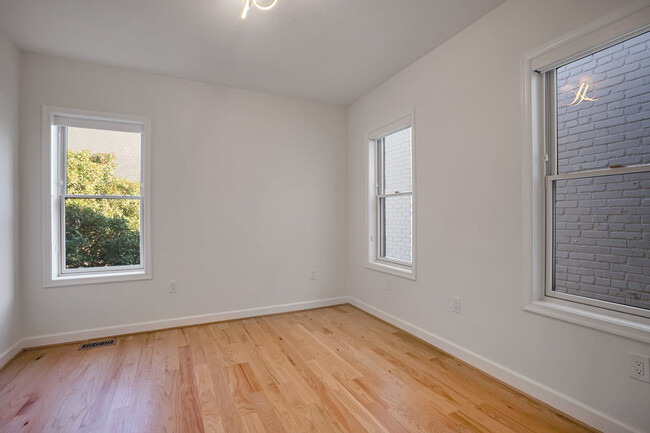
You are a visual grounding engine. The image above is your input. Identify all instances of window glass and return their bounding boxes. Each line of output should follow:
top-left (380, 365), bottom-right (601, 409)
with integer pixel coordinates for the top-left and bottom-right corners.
top-left (382, 195), bottom-right (412, 262)
top-left (383, 128), bottom-right (412, 193)
top-left (65, 198), bottom-right (141, 269)
top-left (66, 127), bottom-right (141, 195)
top-left (556, 31), bottom-right (650, 173)
top-left (553, 172), bottom-right (650, 312)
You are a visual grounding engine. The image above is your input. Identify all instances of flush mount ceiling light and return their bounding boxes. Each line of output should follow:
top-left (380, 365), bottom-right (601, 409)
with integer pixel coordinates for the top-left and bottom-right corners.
top-left (241, 0), bottom-right (278, 19)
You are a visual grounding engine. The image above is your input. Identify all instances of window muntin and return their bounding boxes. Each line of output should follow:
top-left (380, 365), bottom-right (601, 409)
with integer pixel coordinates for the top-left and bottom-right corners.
top-left (375, 126), bottom-right (413, 265)
top-left (46, 109), bottom-right (149, 283)
top-left (545, 30), bottom-right (650, 317)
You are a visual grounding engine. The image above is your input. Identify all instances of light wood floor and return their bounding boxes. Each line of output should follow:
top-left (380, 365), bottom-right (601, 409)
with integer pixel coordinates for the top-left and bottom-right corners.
top-left (0, 305), bottom-right (597, 433)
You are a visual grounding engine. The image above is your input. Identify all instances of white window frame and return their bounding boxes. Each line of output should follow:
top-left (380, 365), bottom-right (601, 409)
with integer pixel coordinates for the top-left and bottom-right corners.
top-left (521, 4), bottom-right (650, 342)
top-left (367, 114), bottom-right (416, 280)
top-left (42, 106), bottom-right (152, 287)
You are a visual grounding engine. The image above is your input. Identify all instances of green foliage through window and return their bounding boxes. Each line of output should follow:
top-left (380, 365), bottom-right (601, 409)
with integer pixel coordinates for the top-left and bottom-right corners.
top-left (65, 150), bottom-right (141, 269)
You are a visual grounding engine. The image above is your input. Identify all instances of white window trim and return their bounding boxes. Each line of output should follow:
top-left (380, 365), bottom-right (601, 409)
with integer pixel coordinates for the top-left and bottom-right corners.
top-left (42, 106), bottom-right (152, 287)
top-left (366, 113), bottom-right (416, 280)
top-left (521, 3), bottom-right (650, 343)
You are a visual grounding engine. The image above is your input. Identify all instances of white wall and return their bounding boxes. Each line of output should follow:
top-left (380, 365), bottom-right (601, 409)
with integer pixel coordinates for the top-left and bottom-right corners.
top-left (19, 53), bottom-right (347, 338)
top-left (0, 29), bottom-right (22, 360)
top-left (347, 1), bottom-right (650, 432)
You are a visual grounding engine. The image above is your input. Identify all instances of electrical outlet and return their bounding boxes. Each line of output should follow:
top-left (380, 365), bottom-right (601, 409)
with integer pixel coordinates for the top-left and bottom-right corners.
top-left (309, 269), bottom-right (317, 280)
top-left (452, 296), bottom-right (461, 314)
top-left (630, 353), bottom-right (650, 383)
top-left (169, 280), bottom-right (178, 294)
top-left (385, 279), bottom-right (391, 291)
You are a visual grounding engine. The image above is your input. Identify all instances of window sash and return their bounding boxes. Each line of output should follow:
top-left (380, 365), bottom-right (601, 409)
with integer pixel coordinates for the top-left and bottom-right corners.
top-left (542, 44), bottom-right (650, 318)
top-left (62, 263), bottom-right (144, 275)
top-left (59, 196), bottom-right (145, 275)
top-left (59, 125), bottom-right (144, 197)
top-left (374, 135), bottom-right (413, 266)
top-left (64, 194), bottom-right (142, 200)
top-left (544, 71), bottom-right (557, 177)
top-left (544, 165), bottom-right (650, 319)
top-left (53, 114), bottom-right (145, 134)
top-left (377, 192), bottom-right (412, 198)
top-left (376, 194), bottom-right (413, 266)
top-left (56, 124), bottom-right (146, 275)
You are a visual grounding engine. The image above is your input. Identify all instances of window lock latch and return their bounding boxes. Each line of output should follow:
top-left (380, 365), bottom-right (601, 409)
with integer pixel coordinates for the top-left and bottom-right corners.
top-left (542, 153), bottom-right (549, 162)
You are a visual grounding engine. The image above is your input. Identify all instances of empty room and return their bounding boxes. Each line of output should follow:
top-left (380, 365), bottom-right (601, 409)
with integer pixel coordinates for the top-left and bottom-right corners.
top-left (0, 0), bottom-right (649, 432)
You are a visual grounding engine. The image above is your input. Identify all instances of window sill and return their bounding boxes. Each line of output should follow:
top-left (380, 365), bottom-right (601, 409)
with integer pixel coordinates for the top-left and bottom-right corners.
top-left (367, 261), bottom-right (416, 280)
top-left (524, 298), bottom-right (650, 344)
top-left (44, 270), bottom-right (151, 288)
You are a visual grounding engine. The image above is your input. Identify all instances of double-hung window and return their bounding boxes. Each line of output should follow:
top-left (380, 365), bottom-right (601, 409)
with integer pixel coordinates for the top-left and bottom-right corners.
top-left (368, 116), bottom-right (415, 279)
top-left (43, 106), bottom-right (151, 286)
top-left (544, 29), bottom-right (650, 318)
top-left (524, 6), bottom-right (650, 341)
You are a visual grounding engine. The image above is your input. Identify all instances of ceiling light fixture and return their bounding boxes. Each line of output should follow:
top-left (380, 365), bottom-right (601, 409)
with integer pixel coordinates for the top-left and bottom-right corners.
top-left (566, 82), bottom-right (598, 106)
top-left (241, 0), bottom-right (278, 19)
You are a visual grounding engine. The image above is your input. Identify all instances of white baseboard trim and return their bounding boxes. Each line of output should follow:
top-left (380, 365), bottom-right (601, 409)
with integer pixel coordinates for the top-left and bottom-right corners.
top-left (349, 297), bottom-right (644, 433)
top-left (19, 296), bottom-right (351, 351)
top-left (0, 339), bottom-right (25, 370)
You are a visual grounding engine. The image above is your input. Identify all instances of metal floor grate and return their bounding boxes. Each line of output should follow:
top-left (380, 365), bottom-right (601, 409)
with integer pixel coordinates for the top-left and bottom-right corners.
top-left (78, 339), bottom-right (116, 350)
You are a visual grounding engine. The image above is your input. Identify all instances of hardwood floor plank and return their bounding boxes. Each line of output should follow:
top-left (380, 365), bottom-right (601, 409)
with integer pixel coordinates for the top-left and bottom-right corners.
top-left (136, 331), bottom-right (168, 433)
top-left (103, 335), bottom-right (147, 433)
top-left (195, 363), bottom-right (227, 433)
top-left (0, 306), bottom-right (600, 433)
top-left (2, 414), bottom-right (31, 433)
top-left (0, 351), bottom-right (39, 394)
top-left (306, 358), bottom-right (386, 433)
top-left (199, 327), bottom-right (244, 433)
top-left (241, 413), bottom-right (267, 433)
top-left (162, 330), bottom-right (181, 433)
top-left (0, 344), bottom-right (87, 432)
top-left (334, 373), bottom-right (413, 433)
top-left (79, 343), bottom-right (127, 433)
top-left (249, 389), bottom-right (286, 433)
top-left (178, 345), bottom-right (205, 433)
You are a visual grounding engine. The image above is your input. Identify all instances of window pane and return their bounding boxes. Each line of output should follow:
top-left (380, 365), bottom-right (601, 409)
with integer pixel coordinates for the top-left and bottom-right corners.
top-left (383, 127), bottom-right (412, 193)
top-left (556, 31), bottom-right (650, 173)
top-left (66, 127), bottom-right (141, 195)
top-left (381, 195), bottom-right (412, 262)
top-left (65, 198), bottom-right (141, 269)
top-left (553, 172), bottom-right (650, 311)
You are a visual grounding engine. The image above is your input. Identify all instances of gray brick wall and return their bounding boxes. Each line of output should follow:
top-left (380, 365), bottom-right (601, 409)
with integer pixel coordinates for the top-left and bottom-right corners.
top-left (383, 128), bottom-right (412, 262)
top-left (554, 31), bottom-right (650, 310)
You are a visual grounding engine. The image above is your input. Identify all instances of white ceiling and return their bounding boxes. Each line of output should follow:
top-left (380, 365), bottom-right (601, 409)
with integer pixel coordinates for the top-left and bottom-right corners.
top-left (0, 0), bottom-right (504, 105)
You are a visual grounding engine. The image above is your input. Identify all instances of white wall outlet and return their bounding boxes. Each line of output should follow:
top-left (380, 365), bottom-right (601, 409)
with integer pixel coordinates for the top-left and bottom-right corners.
top-left (385, 279), bottom-right (391, 291)
top-left (309, 269), bottom-right (317, 280)
top-left (630, 353), bottom-right (650, 383)
top-left (169, 280), bottom-right (178, 294)
top-left (452, 296), bottom-right (461, 314)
